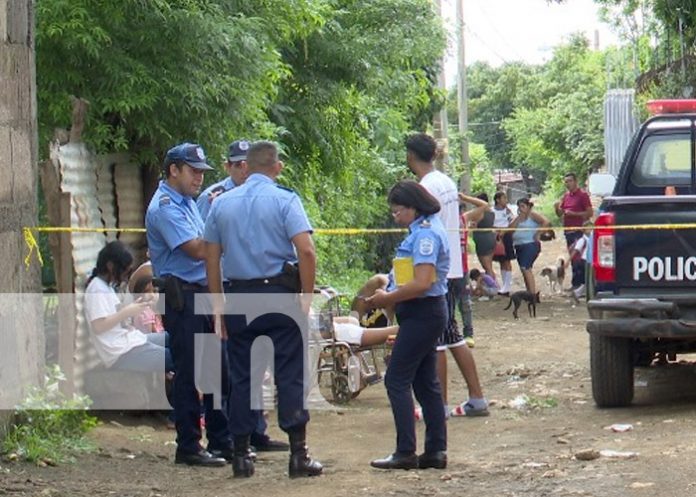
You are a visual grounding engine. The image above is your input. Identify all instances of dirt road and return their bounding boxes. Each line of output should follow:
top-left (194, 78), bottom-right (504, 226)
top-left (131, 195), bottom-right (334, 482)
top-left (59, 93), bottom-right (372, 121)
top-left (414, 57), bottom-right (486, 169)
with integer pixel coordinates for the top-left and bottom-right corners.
top-left (4, 240), bottom-right (696, 496)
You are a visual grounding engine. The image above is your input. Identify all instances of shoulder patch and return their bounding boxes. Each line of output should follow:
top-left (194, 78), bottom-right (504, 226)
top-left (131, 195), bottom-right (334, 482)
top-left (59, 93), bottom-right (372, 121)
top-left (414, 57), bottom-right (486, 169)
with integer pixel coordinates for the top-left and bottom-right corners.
top-left (159, 194), bottom-right (171, 206)
top-left (276, 184), bottom-right (296, 194)
top-left (210, 185), bottom-right (226, 196)
top-left (418, 237), bottom-right (435, 256)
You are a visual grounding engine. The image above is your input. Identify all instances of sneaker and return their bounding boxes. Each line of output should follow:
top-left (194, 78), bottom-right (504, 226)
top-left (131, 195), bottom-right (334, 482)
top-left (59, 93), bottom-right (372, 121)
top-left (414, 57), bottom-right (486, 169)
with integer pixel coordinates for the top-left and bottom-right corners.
top-left (464, 336), bottom-right (475, 348)
top-left (573, 284), bottom-right (586, 299)
top-left (450, 401), bottom-right (490, 417)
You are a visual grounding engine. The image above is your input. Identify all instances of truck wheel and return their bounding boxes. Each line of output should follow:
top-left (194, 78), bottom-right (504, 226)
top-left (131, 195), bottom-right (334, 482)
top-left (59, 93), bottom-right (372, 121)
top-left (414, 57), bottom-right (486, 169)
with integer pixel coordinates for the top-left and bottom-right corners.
top-left (590, 334), bottom-right (634, 407)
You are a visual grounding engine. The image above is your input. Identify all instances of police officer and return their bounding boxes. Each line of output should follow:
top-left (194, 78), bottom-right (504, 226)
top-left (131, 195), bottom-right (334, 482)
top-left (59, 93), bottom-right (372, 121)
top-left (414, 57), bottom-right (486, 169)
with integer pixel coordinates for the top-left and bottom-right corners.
top-left (196, 140), bottom-right (250, 221)
top-left (366, 180), bottom-right (449, 471)
top-left (197, 139), bottom-right (289, 453)
top-left (204, 141), bottom-right (322, 478)
top-left (145, 143), bottom-right (230, 467)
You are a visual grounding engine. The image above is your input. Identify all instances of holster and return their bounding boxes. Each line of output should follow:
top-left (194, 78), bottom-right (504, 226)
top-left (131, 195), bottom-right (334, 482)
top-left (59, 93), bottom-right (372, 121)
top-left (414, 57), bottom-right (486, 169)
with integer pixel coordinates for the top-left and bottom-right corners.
top-left (279, 262), bottom-right (302, 293)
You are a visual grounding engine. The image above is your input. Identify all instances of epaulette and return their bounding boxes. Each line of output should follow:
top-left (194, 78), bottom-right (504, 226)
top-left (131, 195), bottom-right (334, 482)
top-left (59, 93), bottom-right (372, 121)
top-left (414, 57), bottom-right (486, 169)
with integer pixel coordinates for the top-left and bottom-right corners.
top-left (276, 184), bottom-right (296, 194)
top-left (159, 194), bottom-right (171, 206)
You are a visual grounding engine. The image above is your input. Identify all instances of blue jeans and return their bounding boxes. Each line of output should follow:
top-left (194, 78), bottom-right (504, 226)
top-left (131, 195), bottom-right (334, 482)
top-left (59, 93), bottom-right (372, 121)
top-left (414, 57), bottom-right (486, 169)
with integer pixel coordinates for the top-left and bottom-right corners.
top-left (111, 332), bottom-right (174, 372)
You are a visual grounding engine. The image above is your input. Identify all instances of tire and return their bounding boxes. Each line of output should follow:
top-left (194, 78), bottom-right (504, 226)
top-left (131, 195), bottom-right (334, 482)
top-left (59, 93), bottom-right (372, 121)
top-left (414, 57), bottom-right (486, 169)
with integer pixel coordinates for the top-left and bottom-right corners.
top-left (331, 374), bottom-right (352, 404)
top-left (590, 334), bottom-right (634, 407)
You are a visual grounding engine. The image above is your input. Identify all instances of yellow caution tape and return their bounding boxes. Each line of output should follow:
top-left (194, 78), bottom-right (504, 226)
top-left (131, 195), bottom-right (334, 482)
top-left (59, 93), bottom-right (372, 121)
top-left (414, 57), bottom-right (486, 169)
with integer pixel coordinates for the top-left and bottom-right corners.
top-left (20, 222), bottom-right (696, 270)
top-left (22, 227), bottom-right (44, 269)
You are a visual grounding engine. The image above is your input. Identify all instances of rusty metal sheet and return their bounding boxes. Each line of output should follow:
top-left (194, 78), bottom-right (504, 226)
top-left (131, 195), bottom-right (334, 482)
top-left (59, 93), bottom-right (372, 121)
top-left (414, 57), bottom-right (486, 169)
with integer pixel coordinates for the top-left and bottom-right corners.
top-left (114, 160), bottom-right (146, 255)
top-left (95, 156), bottom-right (117, 243)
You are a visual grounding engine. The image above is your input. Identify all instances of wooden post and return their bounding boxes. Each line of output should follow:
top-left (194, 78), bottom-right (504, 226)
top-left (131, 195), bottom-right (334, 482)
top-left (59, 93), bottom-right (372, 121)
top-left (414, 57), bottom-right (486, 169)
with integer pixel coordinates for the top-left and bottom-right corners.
top-left (39, 161), bottom-right (75, 395)
top-left (56, 194), bottom-right (75, 395)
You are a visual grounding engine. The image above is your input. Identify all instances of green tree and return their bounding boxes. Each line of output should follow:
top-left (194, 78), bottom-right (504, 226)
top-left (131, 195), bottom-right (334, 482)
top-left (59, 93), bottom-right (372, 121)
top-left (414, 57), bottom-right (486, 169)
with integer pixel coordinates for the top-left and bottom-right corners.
top-left (449, 61), bottom-right (538, 169)
top-left (502, 34), bottom-right (607, 187)
top-left (37, 0), bottom-right (306, 163)
top-left (36, 0), bottom-right (446, 291)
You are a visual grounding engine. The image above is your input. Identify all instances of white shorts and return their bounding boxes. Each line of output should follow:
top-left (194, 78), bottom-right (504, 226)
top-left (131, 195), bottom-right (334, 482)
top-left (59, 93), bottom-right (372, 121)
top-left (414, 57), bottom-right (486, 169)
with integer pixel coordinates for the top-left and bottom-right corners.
top-left (333, 322), bottom-right (364, 346)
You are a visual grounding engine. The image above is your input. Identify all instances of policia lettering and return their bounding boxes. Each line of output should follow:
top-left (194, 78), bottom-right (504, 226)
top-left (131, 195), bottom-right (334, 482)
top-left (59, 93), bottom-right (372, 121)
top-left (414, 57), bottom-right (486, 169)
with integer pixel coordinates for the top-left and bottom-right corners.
top-left (633, 256), bottom-right (696, 282)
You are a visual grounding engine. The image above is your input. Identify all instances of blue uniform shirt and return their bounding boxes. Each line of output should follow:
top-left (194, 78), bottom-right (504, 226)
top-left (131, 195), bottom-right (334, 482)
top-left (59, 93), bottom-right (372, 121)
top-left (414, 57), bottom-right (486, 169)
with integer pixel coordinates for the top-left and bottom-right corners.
top-left (196, 177), bottom-right (237, 221)
top-left (146, 180), bottom-right (207, 285)
top-left (390, 214), bottom-right (450, 297)
top-left (204, 173), bottom-right (313, 280)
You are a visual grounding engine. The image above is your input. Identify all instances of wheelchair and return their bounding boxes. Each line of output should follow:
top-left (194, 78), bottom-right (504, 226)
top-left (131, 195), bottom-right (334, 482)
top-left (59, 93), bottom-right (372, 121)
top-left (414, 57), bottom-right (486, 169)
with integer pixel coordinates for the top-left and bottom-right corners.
top-left (311, 288), bottom-right (390, 405)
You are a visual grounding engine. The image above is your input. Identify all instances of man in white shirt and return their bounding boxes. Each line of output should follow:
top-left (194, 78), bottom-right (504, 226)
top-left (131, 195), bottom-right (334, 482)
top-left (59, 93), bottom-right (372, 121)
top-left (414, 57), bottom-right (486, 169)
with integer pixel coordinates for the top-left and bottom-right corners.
top-left (405, 133), bottom-right (489, 417)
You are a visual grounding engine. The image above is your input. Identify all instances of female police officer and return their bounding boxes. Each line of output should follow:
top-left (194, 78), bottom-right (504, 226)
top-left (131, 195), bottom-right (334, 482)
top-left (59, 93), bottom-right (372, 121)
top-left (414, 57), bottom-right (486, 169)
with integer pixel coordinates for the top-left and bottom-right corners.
top-left (365, 180), bottom-right (449, 471)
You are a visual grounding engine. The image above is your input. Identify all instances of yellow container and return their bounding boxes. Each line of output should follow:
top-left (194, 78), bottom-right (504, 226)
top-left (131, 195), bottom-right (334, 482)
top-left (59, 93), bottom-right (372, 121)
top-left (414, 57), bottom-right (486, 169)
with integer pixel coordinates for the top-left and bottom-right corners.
top-left (393, 257), bottom-right (415, 286)
top-left (393, 257), bottom-right (437, 286)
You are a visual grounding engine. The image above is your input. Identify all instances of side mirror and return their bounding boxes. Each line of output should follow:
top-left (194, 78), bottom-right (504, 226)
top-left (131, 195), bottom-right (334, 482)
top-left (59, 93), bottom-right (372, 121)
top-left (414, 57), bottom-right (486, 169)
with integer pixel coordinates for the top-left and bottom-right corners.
top-left (588, 173), bottom-right (616, 197)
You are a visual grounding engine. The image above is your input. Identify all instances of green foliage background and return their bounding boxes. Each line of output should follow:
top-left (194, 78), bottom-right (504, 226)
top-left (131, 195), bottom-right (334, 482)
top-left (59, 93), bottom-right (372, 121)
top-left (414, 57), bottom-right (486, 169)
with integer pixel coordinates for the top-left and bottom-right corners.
top-left (36, 0), bottom-right (446, 293)
top-left (36, 0), bottom-right (693, 292)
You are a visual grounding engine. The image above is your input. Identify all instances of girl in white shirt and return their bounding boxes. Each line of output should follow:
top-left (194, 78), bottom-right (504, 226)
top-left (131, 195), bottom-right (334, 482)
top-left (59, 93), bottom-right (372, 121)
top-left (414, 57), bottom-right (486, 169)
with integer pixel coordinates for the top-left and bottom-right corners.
top-left (84, 241), bottom-right (173, 373)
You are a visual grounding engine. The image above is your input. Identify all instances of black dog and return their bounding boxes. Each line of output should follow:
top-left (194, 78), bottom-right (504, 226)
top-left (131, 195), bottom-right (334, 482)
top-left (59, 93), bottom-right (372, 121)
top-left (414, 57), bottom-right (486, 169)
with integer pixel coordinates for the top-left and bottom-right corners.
top-left (504, 291), bottom-right (541, 319)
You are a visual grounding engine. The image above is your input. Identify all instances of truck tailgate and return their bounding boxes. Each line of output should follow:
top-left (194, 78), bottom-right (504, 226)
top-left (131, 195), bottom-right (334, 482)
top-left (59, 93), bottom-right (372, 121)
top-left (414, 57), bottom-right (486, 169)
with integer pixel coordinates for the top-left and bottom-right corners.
top-left (609, 196), bottom-right (696, 292)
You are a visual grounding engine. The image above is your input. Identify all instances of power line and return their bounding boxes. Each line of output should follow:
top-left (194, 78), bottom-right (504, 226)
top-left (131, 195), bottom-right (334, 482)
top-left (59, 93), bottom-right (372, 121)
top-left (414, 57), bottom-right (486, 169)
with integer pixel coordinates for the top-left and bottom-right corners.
top-left (465, 25), bottom-right (509, 64)
top-left (469, 0), bottom-right (524, 61)
top-left (467, 120), bottom-right (502, 126)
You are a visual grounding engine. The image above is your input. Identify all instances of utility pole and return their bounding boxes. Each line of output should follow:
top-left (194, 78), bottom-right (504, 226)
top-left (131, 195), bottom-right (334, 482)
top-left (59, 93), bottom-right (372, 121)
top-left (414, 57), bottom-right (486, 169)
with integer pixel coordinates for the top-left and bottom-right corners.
top-left (433, 0), bottom-right (449, 171)
top-left (456, 0), bottom-right (470, 193)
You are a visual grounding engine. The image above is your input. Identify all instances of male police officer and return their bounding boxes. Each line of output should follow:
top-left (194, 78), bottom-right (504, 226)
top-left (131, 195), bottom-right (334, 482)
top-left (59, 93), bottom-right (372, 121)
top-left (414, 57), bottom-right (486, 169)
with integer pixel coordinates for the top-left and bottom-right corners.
top-left (196, 140), bottom-right (250, 221)
top-left (204, 141), bottom-right (322, 478)
top-left (196, 139), bottom-right (289, 452)
top-left (145, 143), bottom-right (230, 466)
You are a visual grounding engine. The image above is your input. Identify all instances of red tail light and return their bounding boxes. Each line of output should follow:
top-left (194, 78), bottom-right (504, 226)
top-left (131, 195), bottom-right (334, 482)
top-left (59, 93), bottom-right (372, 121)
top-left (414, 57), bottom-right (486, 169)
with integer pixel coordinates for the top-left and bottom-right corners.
top-left (593, 212), bottom-right (615, 283)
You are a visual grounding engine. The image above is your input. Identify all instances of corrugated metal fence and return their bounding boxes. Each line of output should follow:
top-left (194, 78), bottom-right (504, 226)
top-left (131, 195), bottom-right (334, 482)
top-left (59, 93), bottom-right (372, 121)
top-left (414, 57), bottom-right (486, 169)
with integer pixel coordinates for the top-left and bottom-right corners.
top-left (45, 142), bottom-right (146, 393)
top-left (604, 89), bottom-right (640, 176)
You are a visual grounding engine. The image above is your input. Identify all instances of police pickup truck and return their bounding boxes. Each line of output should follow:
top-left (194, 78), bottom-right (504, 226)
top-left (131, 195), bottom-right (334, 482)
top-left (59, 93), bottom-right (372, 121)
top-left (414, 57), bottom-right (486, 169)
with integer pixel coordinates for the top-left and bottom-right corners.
top-left (587, 99), bottom-right (696, 407)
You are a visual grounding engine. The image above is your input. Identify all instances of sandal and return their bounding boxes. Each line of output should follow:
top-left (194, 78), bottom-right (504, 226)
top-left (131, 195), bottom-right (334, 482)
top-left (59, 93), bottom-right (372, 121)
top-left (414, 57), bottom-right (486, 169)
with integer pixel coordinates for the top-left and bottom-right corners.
top-left (450, 401), bottom-right (490, 417)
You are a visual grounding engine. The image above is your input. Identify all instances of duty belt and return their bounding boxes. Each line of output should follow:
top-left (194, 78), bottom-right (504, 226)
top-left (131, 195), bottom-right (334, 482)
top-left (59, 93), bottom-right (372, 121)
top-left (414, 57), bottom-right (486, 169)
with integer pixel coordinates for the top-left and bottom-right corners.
top-left (225, 276), bottom-right (287, 289)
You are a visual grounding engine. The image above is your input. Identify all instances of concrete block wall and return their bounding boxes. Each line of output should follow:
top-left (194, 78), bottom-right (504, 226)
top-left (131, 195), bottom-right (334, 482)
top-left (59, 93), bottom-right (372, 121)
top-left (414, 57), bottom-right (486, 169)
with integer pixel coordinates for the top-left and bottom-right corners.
top-left (0, 0), bottom-right (41, 430)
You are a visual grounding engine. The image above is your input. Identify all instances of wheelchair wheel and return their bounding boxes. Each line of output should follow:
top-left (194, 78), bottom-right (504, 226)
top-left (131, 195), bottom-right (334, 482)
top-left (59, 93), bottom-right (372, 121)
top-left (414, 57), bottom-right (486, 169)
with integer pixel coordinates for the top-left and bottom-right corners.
top-left (331, 374), bottom-right (352, 404)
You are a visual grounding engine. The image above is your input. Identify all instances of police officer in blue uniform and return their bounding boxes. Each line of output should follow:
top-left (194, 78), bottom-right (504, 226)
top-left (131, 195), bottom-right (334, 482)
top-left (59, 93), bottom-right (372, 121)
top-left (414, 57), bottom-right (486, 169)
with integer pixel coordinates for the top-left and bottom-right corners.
top-left (145, 143), bottom-right (230, 467)
top-left (366, 180), bottom-right (449, 471)
top-left (204, 141), bottom-right (322, 478)
top-left (196, 140), bottom-right (250, 221)
top-left (196, 139), bottom-right (289, 453)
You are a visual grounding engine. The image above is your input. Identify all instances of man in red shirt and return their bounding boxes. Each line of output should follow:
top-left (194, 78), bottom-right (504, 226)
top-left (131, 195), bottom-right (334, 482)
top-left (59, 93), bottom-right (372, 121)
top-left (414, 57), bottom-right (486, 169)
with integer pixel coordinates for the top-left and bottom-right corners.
top-left (554, 172), bottom-right (593, 247)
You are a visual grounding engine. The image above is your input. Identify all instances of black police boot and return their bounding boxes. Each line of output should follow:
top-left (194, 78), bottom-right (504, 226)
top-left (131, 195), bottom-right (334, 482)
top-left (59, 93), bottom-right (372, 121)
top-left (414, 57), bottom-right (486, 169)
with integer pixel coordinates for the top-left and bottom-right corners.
top-left (232, 435), bottom-right (255, 478)
top-left (288, 428), bottom-right (323, 478)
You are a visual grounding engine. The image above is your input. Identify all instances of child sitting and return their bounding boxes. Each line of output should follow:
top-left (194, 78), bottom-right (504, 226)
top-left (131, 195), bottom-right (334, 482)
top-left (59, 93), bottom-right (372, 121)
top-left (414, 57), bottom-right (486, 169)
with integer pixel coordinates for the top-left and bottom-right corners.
top-left (131, 275), bottom-right (165, 334)
top-left (565, 222), bottom-right (591, 299)
top-left (469, 268), bottom-right (499, 299)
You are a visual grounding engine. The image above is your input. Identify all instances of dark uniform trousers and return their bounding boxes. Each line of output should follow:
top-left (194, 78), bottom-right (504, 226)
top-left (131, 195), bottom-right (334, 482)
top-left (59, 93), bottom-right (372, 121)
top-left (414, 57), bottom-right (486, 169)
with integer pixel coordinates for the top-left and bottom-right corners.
top-left (223, 284), bottom-right (309, 436)
top-left (386, 296), bottom-right (448, 455)
top-left (163, 285), bottom-right (231, 454)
